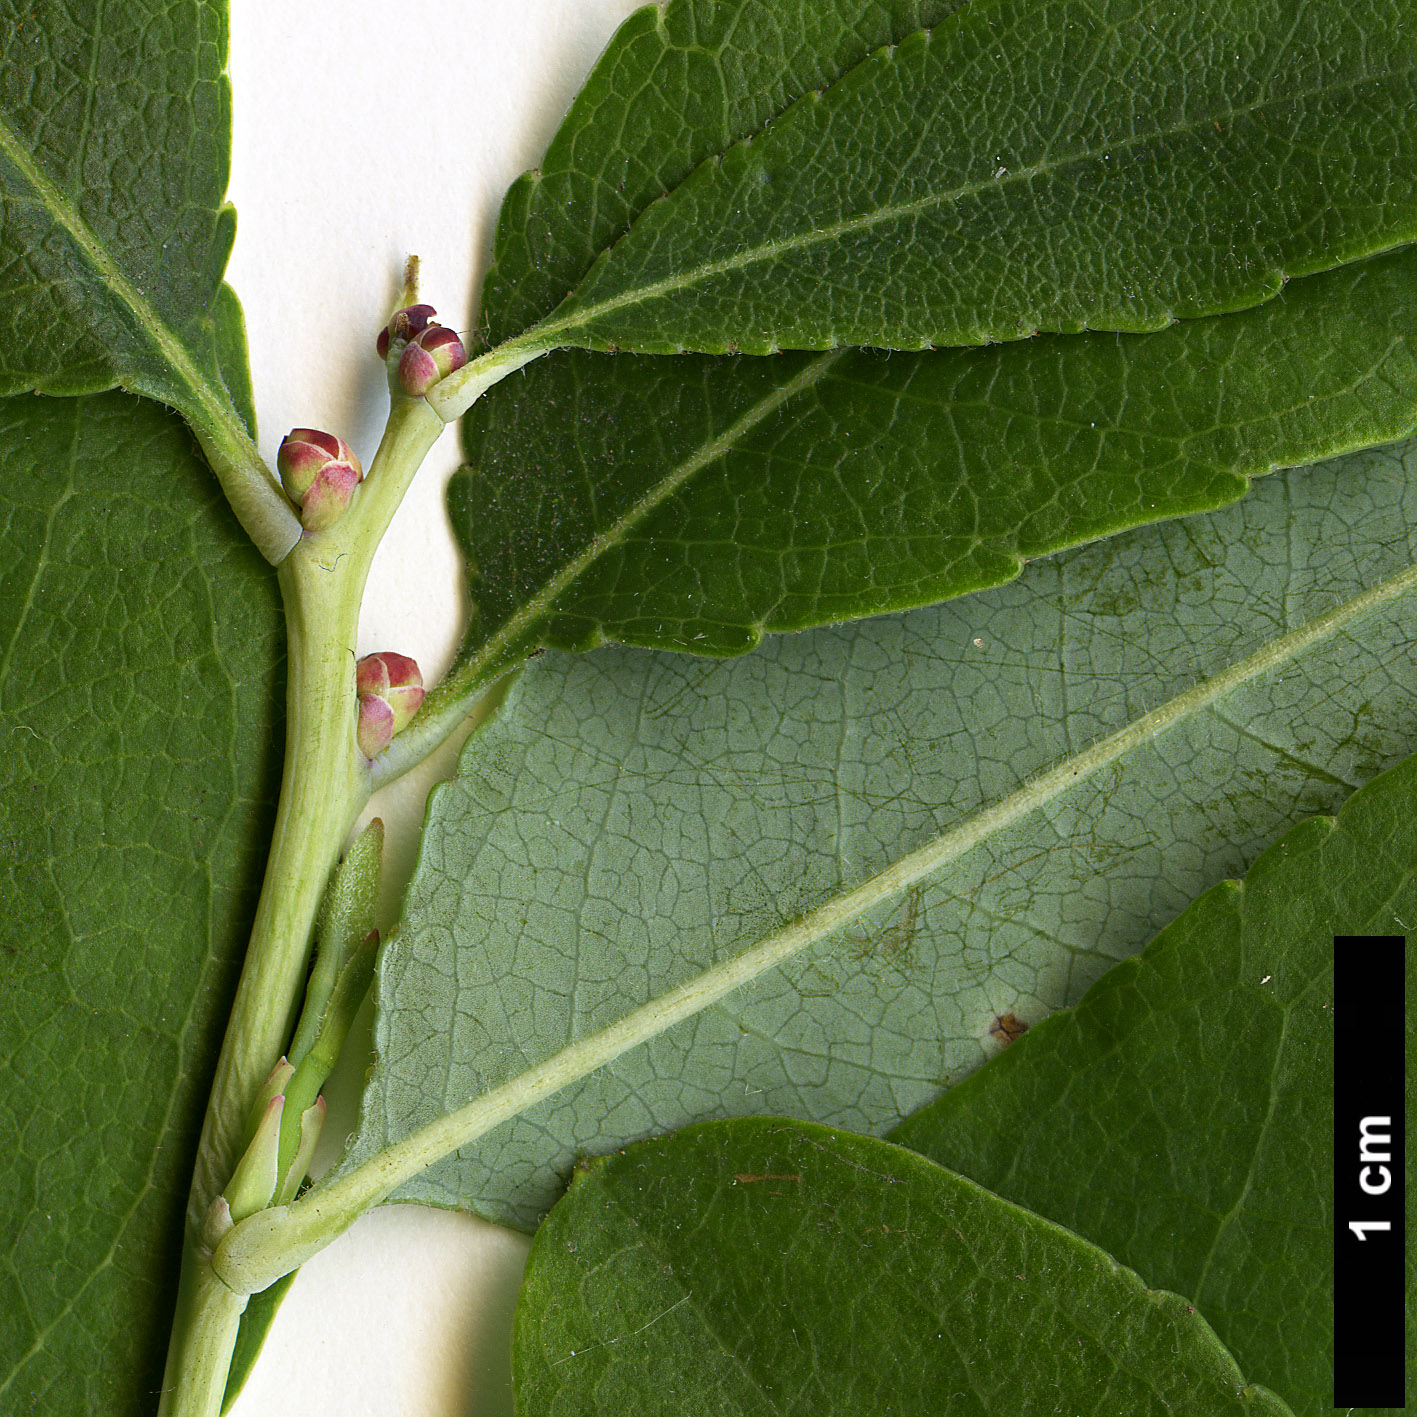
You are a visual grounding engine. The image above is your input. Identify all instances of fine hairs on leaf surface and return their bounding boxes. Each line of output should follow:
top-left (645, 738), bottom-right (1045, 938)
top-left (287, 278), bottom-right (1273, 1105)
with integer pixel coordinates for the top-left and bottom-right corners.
top-left (1, 0), bottom-right (1416, 1413)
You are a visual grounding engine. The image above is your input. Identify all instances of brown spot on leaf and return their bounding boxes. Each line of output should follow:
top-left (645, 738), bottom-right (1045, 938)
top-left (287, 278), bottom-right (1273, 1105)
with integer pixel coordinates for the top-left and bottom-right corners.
top-left (733, 1173), bottom-right (802, 1185)
top-left (989, 1011), bottom-right (1029, 1046)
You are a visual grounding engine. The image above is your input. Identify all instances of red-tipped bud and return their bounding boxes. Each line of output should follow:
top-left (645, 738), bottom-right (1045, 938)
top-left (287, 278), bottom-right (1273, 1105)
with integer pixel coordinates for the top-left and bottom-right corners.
top-left (377, 303), bottom-right (438, 359)
top-left (355, 652), bottom-right (424, 759)
top-left (244, 1056), bottom-right (295, 1141)
top-left (356, 651), bottom-right (425, 731)
top-left (356, 692), bottom-right (395, 759)
top-left (299, 458), bottom-right (362, 532)
top-left (277, 429), bottom-right (363, 503)
top-left (277, 428), bottom-right (364, 534)
top-left (398, 324), bottom-right (466, 396)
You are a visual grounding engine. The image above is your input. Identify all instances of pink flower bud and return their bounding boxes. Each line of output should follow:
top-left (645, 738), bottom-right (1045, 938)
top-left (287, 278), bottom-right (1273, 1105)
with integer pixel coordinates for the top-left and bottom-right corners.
top-left (277, 429), bottom-right (363, 503)
top-left (356, 692), bottom-right (395, 759)
top-left (356, 651), bottom-right (425, 731)
top-left (377, 303), bottom-right (438, 359)
top-left (354, 652), bottom-right (424, 758)
top-left (398, 324), bottom-right (467, 396)
top-left (299, 458), bottom-right (362, 533)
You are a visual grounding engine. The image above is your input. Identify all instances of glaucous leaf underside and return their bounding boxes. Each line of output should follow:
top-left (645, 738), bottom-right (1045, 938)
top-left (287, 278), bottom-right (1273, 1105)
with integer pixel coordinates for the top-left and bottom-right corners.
top-left (338, 429), bottom-right (1417, 1230)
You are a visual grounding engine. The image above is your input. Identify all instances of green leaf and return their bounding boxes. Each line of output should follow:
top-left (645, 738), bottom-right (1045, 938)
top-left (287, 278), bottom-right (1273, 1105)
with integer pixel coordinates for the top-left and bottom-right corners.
top-left (480, 0), bottom-right (969, 348)
top-left (426, 0), bottom-right (1417, 741)
top-left (499, 0), bottom-right (1417, 356)
top-left (514, 1118), bottom-right (1291, 1417)
top-left (449, 246), bottom-right (1417, 675)
top-left (330, 429), bottom-right (1416, 1230)
top-left (213, 283), bottom-right (258, 438)
top-left (0, 0), bottom-right (299, 560)
top-left (0, 0), bottom-right (236, 404)
top-left (888, 754), bottom-right (1417, 1417)
top-left (0, 392), bottom-right (282, 1412)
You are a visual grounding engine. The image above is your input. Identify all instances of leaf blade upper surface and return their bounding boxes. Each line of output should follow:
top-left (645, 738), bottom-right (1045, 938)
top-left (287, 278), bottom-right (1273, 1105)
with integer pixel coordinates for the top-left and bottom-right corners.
top-left (0, 0), bottom-right (243, 411)
top-left (515, 1118), bottom-right (1292, 1417)
top-left (452, 248), bottom-right (1417, 673)
top-left (504, 0), bottom-right (1417, 355)
top-left (0, 0), bottom-right (301, 562)
top-left (481, 0), bottom-right (970, 346)
top-left (0, 393), bottom-right (282, 1412)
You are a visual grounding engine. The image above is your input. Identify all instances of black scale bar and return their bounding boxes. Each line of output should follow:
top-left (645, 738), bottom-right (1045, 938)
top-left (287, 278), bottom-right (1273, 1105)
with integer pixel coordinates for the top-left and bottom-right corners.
top-left (1333, 934), bottom-right (1407, 1409)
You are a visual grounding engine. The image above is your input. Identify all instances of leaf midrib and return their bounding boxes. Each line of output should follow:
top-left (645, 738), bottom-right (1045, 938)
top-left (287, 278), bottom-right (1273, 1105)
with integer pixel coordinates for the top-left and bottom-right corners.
top-left (0, 107), bottom-right (232, 431)
top-left (526, 62), bottom-right (1416, 349)
top-left (416, 349), bottom-right (848, 737)
top-left (309, 549), bottom-right (1417, 1234)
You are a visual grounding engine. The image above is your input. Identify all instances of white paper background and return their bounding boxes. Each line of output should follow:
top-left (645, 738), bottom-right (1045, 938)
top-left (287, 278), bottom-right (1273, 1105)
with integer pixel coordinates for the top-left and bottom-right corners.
top-left (225, 3), bottom-right (641, 1412)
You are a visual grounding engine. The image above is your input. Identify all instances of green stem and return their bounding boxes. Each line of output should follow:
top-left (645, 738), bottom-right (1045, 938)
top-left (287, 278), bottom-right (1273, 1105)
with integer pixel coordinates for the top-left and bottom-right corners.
top-left (162, 385), bottom-right (464, 1404)
top-left (161, 379), bottom-right (467, 1405)
top-left (166, 349), bottom-right (532, 1402)
top-left (185, 543), bottom-right (370, 1233)
top-left (157, 1247), bottom-right (248, 1417)
top-left (185, 395), bottom-right (448, 1231)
